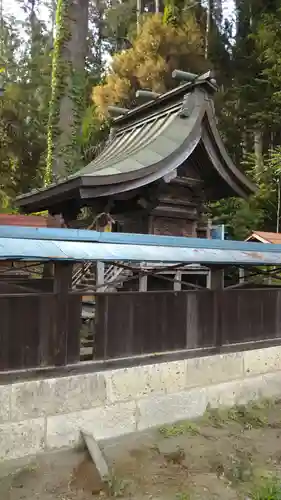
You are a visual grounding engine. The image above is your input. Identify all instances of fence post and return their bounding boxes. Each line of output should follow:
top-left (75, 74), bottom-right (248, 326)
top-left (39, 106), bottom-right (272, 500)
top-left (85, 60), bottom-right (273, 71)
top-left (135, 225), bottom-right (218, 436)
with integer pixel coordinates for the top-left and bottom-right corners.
top-left (207, 267), bottom-right (224, 290)
top-left (96, 261), bottom-right (105, 292)
top-left (53, 261), bottom-right (73, 365)
top-left (207, 266), bottom-right (224, 350)
top-left (174, 271), bottom-right (182, 291)
top-left (139, 275), bottom-right (148, 291)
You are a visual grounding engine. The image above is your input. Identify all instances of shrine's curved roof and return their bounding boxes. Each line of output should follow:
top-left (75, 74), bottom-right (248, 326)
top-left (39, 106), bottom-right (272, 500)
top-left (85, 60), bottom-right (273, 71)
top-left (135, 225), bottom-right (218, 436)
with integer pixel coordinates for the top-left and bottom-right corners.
top-left (16, 72), bottom-right (256, 213)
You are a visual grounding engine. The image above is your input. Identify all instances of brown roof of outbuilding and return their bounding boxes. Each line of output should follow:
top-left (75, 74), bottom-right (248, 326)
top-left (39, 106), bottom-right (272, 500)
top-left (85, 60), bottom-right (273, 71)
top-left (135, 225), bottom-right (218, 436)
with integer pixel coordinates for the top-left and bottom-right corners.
top-left (245, 231), bottom-right (281, 244)
top-left (0, 214), bottom-right (47, 227)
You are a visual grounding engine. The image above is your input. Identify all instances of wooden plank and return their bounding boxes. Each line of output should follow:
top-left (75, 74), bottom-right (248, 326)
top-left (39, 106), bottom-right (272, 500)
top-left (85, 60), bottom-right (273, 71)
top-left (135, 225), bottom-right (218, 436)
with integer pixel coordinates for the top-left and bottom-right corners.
top-left (0, 298), bottom-right (9, 370)
top-left (67, 295), bottom-right (82, 363)
top-left (38, 295), bottom-right (55, 367)
top-left (163, 292), bottom-right (186, 350)
top-left (95, 294), bottom-right (108, 359)
top-left (8, 297), bottom-right (25, 369)
top-left (22, 296), bottom-right (39, 368)
top-left (105, 294), bottom-right (134, 358)
top-left (53, 262), bottom-right (73, 366)
top-left (185, 292), bottom-right (199, 349)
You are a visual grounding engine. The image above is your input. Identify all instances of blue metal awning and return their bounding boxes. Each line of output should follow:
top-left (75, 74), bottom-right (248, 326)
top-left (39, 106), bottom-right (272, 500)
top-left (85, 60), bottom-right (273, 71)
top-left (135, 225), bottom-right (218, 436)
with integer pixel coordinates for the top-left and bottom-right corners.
top-left (0, 235), bottom-right (280, 265)
top-left (0, 225), bottom-right (280, 253)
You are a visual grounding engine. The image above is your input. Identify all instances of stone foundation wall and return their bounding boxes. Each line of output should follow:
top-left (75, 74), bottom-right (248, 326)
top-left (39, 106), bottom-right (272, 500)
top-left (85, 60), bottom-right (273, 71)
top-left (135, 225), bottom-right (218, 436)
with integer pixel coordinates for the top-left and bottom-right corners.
top-left (1, 346), bottom-right (281, 461)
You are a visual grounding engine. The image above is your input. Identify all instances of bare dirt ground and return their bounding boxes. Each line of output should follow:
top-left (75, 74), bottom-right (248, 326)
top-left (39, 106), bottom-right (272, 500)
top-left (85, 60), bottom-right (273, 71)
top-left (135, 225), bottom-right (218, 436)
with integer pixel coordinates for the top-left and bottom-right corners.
top-left (2, 398), bottom-right (281, 499)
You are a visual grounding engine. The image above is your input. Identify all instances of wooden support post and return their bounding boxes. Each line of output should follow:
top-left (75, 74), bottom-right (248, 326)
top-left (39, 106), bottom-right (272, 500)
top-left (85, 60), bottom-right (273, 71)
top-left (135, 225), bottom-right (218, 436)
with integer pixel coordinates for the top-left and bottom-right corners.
top-left (53, 261), bottom-right (73, 365)
top-left (207, 266), bottom-right (224, 351)
top-left (44, 213), bottom-right (65, 278)
top-left (139, 273), bottom-right (148, 292)
top-left (239, 267), bottom-right (245, 284)
top-left (96, 261), bottom-right (105, 292)
top-left (174, 271), bottom-right (182, 291)
top-left (207, 267), bottom-right (224, 290)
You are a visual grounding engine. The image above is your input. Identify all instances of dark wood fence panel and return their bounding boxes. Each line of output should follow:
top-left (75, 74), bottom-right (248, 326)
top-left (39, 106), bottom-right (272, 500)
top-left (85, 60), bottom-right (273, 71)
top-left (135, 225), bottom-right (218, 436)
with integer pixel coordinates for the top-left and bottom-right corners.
top-left (0, 295), bottom-right (54, 370)
top-left (2, 288), bottom-right (281, 371)
top-left (0, 294), bottom-right (81, 371)
top-left (67, 294), bottom-right (83, 364)
top-left (95, 291), bottom-right (217, 359)
top-left (220, 289), bottom-right (281, 344)
top-left (95, 289), bottom-right (281, 360)
top-left (188, 291), bottom-right (217, 348)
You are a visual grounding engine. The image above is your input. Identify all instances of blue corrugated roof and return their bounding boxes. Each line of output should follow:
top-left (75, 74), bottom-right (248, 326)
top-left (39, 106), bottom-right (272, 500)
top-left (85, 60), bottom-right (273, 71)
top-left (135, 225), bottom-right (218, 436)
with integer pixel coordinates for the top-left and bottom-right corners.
top-left (0, 225), bottom-right (280, 254)
top-left (0, 235), bottom-right (280, 265)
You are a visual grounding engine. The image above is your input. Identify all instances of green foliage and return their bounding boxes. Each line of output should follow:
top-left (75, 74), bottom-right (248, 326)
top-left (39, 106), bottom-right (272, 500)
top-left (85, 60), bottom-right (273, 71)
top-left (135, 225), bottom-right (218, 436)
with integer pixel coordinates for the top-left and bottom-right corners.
top-left (163, 0), bottom-right (185, 26)
top-left (0, 13), bottom-right (51, 210)
top-left (163, 4), bottom-right (176, 26)
top-left (81, 105), bottom-right (110, 163)
top-left (249, 474), bottom-right (281, 500)
top-left (159, 421), bottom-right (200, 437)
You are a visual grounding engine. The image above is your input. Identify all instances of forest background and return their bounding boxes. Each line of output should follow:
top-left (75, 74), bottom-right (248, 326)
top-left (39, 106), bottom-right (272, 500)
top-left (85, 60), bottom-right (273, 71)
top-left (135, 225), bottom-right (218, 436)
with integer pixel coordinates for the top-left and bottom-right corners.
top-left (1, 0), bottom-right (281, 239)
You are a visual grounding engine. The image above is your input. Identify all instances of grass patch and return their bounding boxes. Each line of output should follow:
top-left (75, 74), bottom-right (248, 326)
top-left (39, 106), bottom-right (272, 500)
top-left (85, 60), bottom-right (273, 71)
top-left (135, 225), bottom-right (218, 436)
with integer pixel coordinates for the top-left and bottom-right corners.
top-left (248, 473), bottom-right (281, 499)
top-left (204, 402), bottom-right (269, 430)
top-left (228, 404), bottom-right (268, 429)
top-left (175, 493), bottom-right (190, 500)
top-left (159, 421), bottom-right (200, 438)
top-left (203, 406), bottom-right (227, 428)
top-left (209, 449), bottom-right (255, 484)
top-left (105, 474), bottom-right (130, 497)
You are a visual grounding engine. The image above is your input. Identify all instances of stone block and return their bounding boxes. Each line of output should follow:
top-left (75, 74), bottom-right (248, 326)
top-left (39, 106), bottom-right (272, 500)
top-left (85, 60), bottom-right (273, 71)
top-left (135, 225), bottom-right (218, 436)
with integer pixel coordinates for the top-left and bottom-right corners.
top-left (136, 388), bottom-right (207, 431)
top-left (11, 380), bottom-right (51, 421)
top-left (206, 381), bottom-right (238, 409)
top-left (261, 372), bottom-right (281, 399)
top-left (185, 352), bottom-right (244, 389)
top-left (46, 401), bottom-right (137, 450)
top-left (0, 385), bottom-right (11, 423)
top-left (10, 373), bottom-right (106, 421)
top-left (0, 418), bottom-right (45, 460)
top-left (106, 361), bottom-right (186, 403)
top-left (45, 373), bottom-right (107, 414)
top-left (244, 346), bottom-right (281, 376)
top-left (206, 377), bottom-right (265, 409)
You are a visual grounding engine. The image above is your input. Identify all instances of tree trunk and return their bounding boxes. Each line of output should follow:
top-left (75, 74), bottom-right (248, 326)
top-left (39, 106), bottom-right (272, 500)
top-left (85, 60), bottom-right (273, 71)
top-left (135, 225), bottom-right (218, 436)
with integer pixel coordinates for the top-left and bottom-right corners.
top-left (205, 0), bottom-right (212, 59)
top-left (253, 129), bottom-right (264, 173)
top-left (46, 0), bottom-right (89, 183)
top-left (277, 177), bottom-right (281, 233)
top-left (137, 0), bottom-right (142, 33)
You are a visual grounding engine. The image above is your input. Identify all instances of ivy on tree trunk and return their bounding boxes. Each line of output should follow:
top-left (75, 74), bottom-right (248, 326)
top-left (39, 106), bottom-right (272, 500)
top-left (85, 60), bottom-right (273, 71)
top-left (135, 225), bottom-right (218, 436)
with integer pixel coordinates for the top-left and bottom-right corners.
top-left (46, 0), bottom-right (88, 184)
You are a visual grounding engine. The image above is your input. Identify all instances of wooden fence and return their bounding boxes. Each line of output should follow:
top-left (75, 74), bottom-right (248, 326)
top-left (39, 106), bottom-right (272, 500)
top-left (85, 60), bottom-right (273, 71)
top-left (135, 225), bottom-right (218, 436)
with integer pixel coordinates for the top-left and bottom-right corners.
top-left (1, 288), bottom-right (281, 372)
top-left (0, 293), bottom-right (81, 371)
top-left (95, 289), bottom-right (281, 359)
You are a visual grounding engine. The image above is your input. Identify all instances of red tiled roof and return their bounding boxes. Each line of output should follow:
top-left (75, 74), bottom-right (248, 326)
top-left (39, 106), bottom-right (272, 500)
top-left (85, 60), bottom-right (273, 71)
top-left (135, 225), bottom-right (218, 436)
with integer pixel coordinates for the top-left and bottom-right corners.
top-left (0, 214), bottom-right (47, 228)
top-left (246, 231), bottom-right (281, 244)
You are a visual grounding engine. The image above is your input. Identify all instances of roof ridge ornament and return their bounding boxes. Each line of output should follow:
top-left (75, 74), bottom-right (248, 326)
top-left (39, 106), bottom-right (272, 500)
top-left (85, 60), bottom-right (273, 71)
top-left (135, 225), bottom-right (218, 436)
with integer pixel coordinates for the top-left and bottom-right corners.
top-left (172, 70), bottom-right (198, 82)
top-left (135, 89), bottom-right (161, 101)
top-left (172, 69), bottom-right (218, 90)
top-left (108, 105), bottom-right (129, 116)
